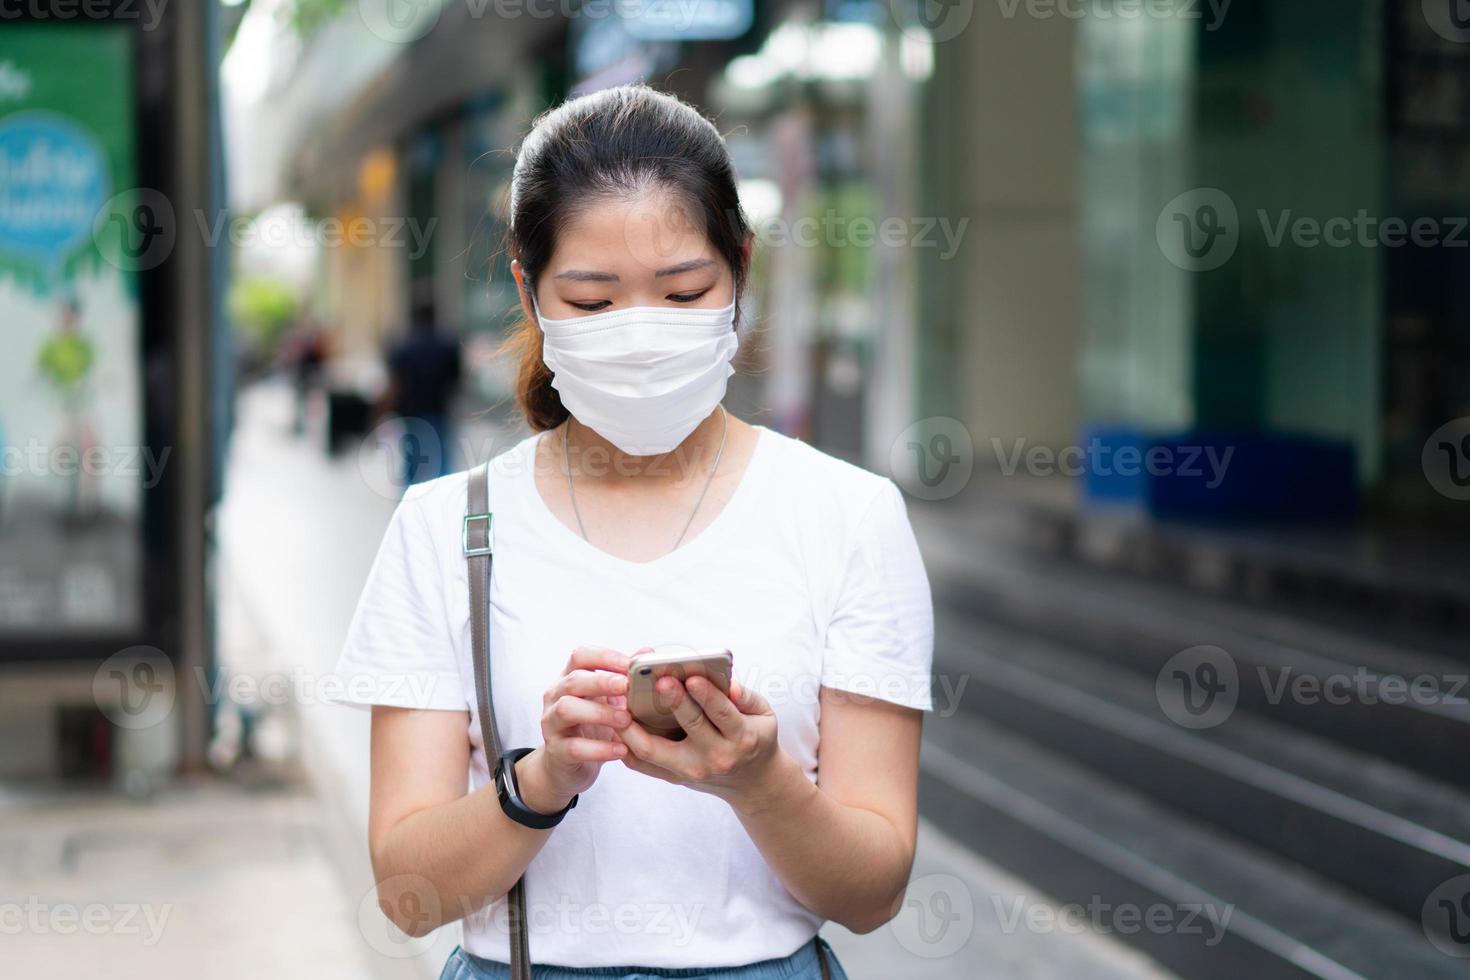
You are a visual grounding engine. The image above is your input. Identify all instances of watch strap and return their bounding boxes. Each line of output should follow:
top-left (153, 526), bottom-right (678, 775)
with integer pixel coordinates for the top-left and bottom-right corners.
top-left (496, 747), bottom-right (577, 829)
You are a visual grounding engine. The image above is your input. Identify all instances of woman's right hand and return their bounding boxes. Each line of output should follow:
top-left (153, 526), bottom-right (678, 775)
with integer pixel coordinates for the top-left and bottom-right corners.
top-left (517, 646), bottom-right (633, 814)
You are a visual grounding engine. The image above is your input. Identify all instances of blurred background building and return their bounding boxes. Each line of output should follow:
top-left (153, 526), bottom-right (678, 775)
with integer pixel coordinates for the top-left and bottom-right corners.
top-left (218, 0), bottom-right (1470, 527)
top-left (4, 0), bottom-right (1470, 978)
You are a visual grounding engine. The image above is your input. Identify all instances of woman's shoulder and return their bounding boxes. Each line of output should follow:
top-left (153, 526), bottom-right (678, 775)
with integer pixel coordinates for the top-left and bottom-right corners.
top-left (754, 425), bottom-right (899, 520)
top-left (394, 431), bottom-right (540, 522)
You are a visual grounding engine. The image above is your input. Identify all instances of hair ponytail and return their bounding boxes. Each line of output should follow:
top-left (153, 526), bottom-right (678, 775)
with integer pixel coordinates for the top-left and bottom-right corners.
top-left (499, 311), bottom-right (567, 432)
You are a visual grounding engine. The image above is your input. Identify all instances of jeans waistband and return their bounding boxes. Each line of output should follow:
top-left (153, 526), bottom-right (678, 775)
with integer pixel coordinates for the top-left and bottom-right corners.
top-left (454, 935), bottom-right (826, 980)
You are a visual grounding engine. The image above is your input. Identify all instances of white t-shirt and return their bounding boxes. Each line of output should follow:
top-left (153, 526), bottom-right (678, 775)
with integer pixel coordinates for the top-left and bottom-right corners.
top-left (332, 424), bottom-right (934, 968)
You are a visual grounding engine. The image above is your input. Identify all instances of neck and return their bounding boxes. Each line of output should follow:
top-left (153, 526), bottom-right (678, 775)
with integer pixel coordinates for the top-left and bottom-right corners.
top-left (562, 407), bottom-right (727, 485)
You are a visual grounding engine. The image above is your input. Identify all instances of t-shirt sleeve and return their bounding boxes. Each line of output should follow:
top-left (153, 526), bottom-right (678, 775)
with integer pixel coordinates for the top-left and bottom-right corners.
top-left (329, 486), bottom-right (467, 711)
top-left (820, 479), bottom-right (935, 712)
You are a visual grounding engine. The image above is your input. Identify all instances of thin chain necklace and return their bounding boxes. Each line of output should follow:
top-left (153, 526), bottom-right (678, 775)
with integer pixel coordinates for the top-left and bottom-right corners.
top-left (562, 405), bottom-right (729, 552)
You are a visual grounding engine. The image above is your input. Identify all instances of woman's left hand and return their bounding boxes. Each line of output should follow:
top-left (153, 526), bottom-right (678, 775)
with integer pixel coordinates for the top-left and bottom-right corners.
top-left (616, 672), bottom-right (782, 808)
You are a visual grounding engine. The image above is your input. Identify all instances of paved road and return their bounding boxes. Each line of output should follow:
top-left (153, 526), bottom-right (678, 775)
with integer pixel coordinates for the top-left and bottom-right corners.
top-left (208, 380), bottom-right (1174, 980)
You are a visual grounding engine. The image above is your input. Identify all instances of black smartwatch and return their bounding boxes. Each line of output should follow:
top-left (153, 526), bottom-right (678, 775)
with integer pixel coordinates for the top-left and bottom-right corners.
top-left (494, 747), bottom-right (577, 829)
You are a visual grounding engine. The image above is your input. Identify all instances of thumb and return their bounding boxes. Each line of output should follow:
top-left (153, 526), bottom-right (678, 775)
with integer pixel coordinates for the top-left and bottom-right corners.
top-left (729, 678), bottom-right (772, 716)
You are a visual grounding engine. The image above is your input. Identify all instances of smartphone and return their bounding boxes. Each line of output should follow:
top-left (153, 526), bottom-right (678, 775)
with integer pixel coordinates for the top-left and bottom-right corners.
top-left (626, 645), bottom-right (734, 740)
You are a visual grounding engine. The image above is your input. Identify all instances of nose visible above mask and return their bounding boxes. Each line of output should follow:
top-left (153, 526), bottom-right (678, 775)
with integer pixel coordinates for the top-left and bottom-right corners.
top-left (531, 293), bottom-right (739, 456)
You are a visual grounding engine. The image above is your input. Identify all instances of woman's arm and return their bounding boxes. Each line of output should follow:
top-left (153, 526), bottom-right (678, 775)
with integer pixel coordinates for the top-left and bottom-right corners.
top-left (367, 706), bottom-right (555, 935)
top-left (617, 678), bottom-right (922, 934)
top-left (368, 647), bottom-right (633, 935)
top-left (735, 688), bottom-right (921, 933)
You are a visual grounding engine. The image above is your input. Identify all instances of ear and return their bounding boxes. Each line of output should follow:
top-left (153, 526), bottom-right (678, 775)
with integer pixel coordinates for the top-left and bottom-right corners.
top-left (510, 259), bottom-right (539, 327)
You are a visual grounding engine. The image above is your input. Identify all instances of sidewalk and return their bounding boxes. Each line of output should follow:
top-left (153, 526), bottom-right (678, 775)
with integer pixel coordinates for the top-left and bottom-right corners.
top-left (213, 380), bottom-right (1173, 980)
top-left (0, 779), bottom-right (377, 980)
top-left (215, 379), bottom-right (494, 978)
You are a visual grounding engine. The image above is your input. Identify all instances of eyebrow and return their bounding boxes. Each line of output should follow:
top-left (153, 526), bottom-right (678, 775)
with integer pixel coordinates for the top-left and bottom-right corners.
top-left (654, 258), bottom-right (717, 279)
top-left (551, 258), bottom-right (717, 283)
top-left (553, 269), bottom-right (619, 282)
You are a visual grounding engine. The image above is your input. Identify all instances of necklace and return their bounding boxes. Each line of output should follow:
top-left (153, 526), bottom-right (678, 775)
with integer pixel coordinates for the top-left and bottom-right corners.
top-left (562, 405), bottom-right (729, 552)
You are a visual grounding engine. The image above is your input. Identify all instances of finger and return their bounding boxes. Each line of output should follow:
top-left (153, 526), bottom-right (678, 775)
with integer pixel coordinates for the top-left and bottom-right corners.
top-left (618, 752), bottom-right (686, 785)
top-left (556, 669), bottom-right (628, 701)
top-left (578, 724), bottom-right (624, 743)
top-left (728, 678), bottom-right (774, 716)
top-left (617, 718), bottom-right (698, 772)
top-left (577, 723), bottom-right (606, 741)
top-left (684, 675), bottom-right (744, 740)
top-left (546, 695), bottom-right (631, 734)
top-left (566, 646), bottom-right (632, 675)
top-left (658, 676), bottom-right (720, 746)
top-left (551, 737), bottom-right (628, 763)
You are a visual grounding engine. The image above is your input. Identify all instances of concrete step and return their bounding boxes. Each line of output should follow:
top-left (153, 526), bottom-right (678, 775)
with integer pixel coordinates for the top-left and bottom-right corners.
top-left (926, 544), bottom-right (1470, 789)
top-left (919, 712), bottom-right (1464, 979)
top-left (937, 610), bottom-right (1470, 928)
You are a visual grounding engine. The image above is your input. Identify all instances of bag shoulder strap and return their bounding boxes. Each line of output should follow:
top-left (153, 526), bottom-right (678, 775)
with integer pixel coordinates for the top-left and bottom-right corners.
top-left (464, 462), bottom-right (532, 980)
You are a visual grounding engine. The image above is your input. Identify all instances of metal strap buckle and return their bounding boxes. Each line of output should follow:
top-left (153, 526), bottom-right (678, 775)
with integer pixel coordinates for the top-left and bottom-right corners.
top-left (462, 513), bottom-right (493, 556)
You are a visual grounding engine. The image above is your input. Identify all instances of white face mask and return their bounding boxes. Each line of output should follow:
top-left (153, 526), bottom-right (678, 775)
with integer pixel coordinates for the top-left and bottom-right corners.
top-left (532, 294), bottom-right (739, 456)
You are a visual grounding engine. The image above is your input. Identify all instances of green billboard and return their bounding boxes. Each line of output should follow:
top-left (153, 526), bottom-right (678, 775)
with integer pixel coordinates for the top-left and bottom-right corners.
top-left (0, 23), bottom-right (146, 635)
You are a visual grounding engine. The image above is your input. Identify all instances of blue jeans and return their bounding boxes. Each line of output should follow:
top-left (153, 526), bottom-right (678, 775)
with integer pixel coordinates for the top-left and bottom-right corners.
top-left (439, 936), bottom-right (849, 980)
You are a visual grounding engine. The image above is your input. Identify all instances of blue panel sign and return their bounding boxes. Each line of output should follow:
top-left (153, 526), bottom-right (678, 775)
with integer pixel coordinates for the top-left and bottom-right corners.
top-left (0, 110), bottom-right (108, 274)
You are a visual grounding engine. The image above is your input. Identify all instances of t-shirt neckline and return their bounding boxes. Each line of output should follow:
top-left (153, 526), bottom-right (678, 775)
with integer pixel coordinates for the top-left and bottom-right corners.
top-left (519, 422), bottom-right (773, 571)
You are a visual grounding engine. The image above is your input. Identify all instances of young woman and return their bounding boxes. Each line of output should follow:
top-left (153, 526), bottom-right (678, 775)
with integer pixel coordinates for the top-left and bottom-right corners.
top-left (334, 84), bottom-right (935, 980)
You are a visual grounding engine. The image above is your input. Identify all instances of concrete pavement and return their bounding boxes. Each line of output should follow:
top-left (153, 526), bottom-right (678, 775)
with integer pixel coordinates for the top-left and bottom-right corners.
top-left (0, 779), bottom-right (377, 980)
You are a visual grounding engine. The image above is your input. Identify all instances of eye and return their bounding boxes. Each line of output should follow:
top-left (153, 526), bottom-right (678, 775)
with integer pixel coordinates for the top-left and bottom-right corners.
top-left (570, 300), bottom-right (611, 312)
top-left (668, 290), bottom-right (710, 304)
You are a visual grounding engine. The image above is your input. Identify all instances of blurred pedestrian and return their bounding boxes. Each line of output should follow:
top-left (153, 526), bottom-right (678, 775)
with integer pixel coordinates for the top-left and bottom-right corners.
top-left (384, 300), bottom-right (462, 485)
top-left (285, 319), bottom-right (327, 436)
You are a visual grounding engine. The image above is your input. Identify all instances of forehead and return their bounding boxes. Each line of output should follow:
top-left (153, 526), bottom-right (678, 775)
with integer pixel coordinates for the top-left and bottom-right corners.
top-left (548, 188), bottom-right (720, 278)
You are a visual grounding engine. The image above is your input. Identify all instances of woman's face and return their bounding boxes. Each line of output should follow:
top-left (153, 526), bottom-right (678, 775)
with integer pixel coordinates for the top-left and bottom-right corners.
top-left (518, 188), bottom-right (736, 321)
